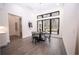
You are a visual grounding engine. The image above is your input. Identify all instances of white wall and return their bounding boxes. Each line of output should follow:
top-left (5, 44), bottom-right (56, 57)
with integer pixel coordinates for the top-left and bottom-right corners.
top-left (62, 4), bottom-right (78, 54)
top-left (0, 3), bottom-right (5, 9)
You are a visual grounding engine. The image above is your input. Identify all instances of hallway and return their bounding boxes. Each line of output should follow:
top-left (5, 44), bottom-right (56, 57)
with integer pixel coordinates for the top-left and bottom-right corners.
top-left (1, 36), bottom-right (66, 55)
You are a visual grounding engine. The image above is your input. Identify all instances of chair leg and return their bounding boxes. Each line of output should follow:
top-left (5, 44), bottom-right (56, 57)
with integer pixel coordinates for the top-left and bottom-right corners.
top-left (49, 35), bottom-right (51, 43)
top-left (35, 39), bottom-right (37, 44)
top-left (32, 37), bottom-right (34, 43)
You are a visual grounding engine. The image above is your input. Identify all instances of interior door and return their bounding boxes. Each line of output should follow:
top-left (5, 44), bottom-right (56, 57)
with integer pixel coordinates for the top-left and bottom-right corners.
top-left (8, 14), bottom-right (22, 38)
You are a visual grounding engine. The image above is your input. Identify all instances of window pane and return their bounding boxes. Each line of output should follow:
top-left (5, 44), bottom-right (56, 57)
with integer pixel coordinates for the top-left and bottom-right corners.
top-left (37, 15), bottom-right (42, 19)
top-left (43, 13), bottom-right (50, 18)
top-left (43, 19), bottom-right (50, 32)
top-left (51, 11), bottom-right (60, 16)
top-left (51, 18), bottom-right (59, 34)
top-left (37, 20), bottom-right (42, 32)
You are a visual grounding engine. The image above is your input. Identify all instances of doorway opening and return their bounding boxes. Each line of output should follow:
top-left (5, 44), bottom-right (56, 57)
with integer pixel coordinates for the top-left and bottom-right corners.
top-left (8, 13), bottom-right (22, 40)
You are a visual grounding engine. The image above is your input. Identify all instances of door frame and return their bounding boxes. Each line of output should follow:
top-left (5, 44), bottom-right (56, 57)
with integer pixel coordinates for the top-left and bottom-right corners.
top-left (8, 13), bottom-right (22, 38)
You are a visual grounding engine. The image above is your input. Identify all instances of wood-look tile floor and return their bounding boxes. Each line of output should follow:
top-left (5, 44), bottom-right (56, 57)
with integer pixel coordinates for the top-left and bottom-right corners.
top-left (1, 36), bottom-right (67, 55)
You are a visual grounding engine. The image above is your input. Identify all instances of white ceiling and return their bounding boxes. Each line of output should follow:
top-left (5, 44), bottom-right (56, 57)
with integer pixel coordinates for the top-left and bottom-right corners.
top-left (18, 3), bottom-right (63, 12)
